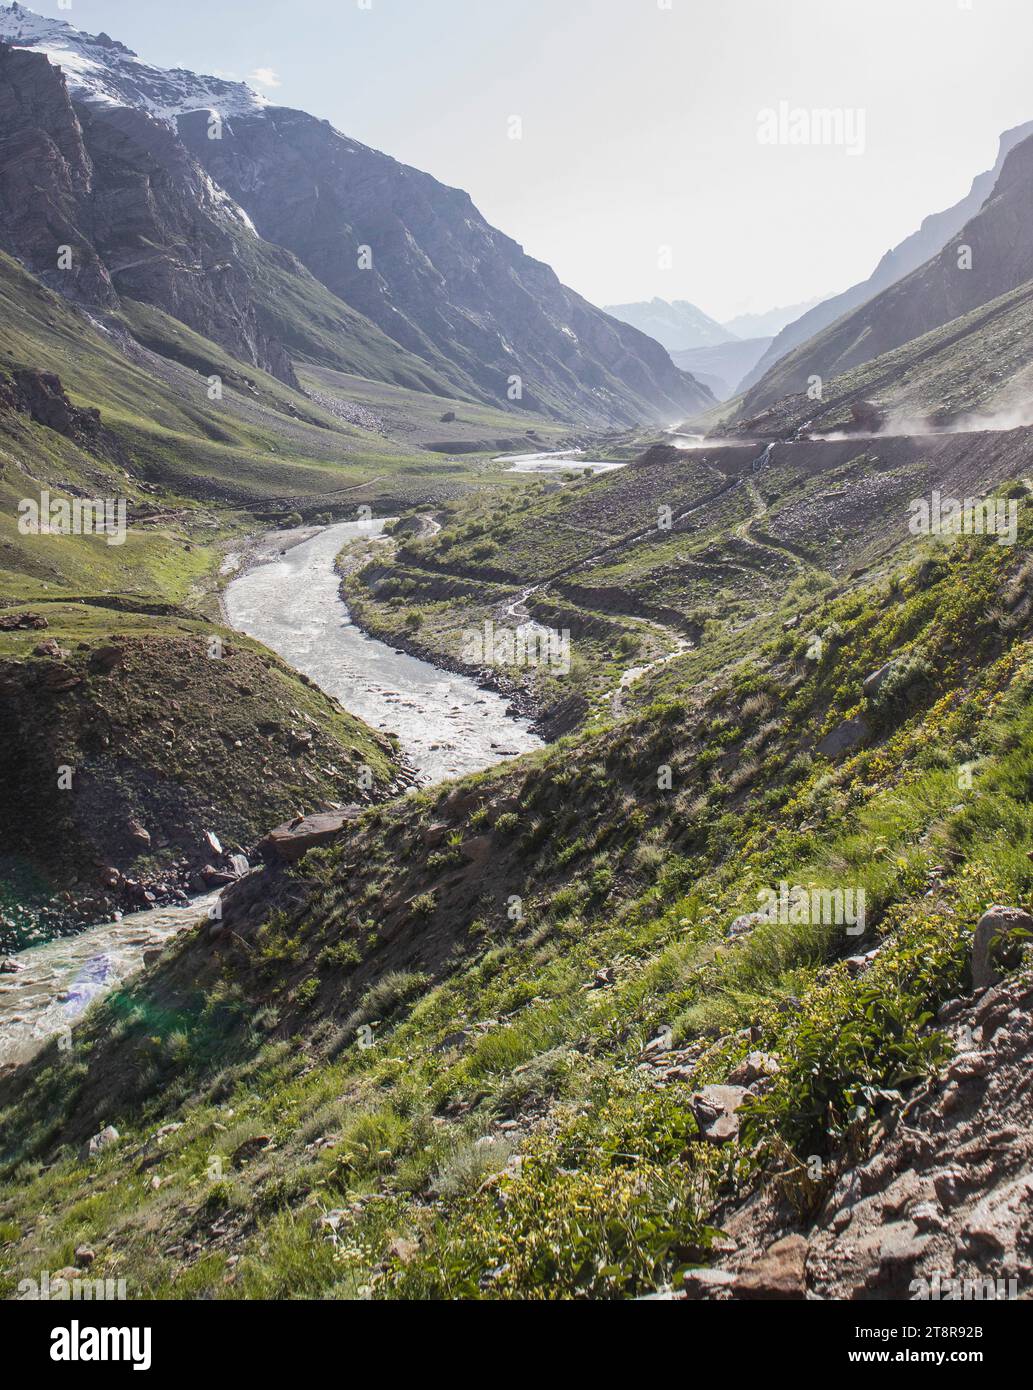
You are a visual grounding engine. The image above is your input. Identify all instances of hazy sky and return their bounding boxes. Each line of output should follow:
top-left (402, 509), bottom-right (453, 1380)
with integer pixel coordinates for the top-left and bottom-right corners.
top-left (24, 0), bottom-right (1033, 321)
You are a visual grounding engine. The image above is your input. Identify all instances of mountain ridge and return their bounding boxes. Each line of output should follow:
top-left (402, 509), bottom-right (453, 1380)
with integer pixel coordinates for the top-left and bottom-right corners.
top-left (740, 116), bottom-right (1033, 400)
top-left (0, 3), bottom-right (709, 426)
top-left (735, 126), bottom-right (1033, 426)
top-left (603, 297), bottom-right (735, 351)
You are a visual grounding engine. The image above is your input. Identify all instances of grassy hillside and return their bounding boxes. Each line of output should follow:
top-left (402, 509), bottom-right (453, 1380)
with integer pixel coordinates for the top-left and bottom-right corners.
top-left (337, 430), bottom-right (1030, 730)
top-left (734, 278), bottom-right (1033, 440)
top-left (0, 247), bottom-right (561, 936)
top-left (1, 468), bottom-right (1030, 1298)
top-left (0, 604), bottom-right (400, 950)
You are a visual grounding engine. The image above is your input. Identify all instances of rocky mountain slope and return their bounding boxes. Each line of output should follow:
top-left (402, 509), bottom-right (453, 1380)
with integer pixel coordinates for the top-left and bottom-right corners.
top-left (0, 4), bottom-right (709, 427)
top-left (741, 119), bottom-right (1033, 398)
top-left (692, 964), bottom-right (1033, 1301)
top-left (0, 34), bottom-right (465, 395)
top-left (732, 276), bottom-right (1033, 441)
top-left (740, 125), bottom-right (1033, 416)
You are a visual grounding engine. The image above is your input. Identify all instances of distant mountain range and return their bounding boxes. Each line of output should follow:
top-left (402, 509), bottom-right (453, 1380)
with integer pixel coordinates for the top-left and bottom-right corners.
top-left (603, 295), bottom-right (831, 371)
top-left (721, 298), bottom-right (828, 341)
top-left (0, 3), bottom-right (710, 426)
top-left (670, 337), bottom-right (773, 401)
top-left (601, 298), bottom-right (734, 353)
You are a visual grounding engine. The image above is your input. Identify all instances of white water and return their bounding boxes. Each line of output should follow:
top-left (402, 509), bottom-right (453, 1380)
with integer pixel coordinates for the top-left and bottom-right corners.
top-left (0, 895), bottom-right (219, 1067)
top-left (222, 520), bottom-right (543, 784)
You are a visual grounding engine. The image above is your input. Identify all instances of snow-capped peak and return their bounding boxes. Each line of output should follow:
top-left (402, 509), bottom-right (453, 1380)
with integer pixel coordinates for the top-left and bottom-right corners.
top-left (0, 2), bottom-right (268, 123)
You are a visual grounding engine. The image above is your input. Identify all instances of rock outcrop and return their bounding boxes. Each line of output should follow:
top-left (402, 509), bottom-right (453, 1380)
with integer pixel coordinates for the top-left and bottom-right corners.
top-left (684, 970), bottom-right (1033, 1300)
top-left (0, 41), bottom-right (296, 383)
top-left (259, 808), bottom-right (363, 864)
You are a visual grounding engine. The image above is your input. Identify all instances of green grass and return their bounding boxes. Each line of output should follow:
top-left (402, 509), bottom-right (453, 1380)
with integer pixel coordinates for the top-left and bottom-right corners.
top-left (2, 502), bottom-right (1031, 1298)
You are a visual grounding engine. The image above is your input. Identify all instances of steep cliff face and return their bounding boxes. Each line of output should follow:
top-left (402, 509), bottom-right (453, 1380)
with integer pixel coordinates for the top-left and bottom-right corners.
top-left (178, 107), bottom-right (709, 424)
top-left (0, 42), bottom-right (299, 384)
top-left (0, 43), bottom-right (113, 305)
top-left (0, 4), bottom-right (709, 425)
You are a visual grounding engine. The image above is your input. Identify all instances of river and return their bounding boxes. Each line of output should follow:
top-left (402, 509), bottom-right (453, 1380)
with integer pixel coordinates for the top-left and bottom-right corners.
top-left (1, 520), bottom-right (544, 1067)
top-left (496, 449), bottom-right (626, 475)
top-left (222, 520), bottom-right (543, 782)
top-left (0, 895), bottom-right (220, 1067)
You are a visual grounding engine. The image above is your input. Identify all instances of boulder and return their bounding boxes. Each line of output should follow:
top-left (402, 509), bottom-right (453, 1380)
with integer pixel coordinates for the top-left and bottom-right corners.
top-left (972, 906), bottom-right (1033, 990)
top-left (79, 1125), bottom-right (119, 1161)
top-left (863, 662), bottom-right (894, 700)
top-left (89, 644), bottom-right (124, 673)
top-left (727, 911), bottom-right (767, 939)
top-left (231, 1134), bottom-right (271, 1166)
top-left (201, 864), bottom-right (237, 887)
top-left (683, 1268), bottom-right (736, 1299)
top-left (735, 1236), bottom-right (809, 1299)
top-left (37, 662), bottom-right (81, 693)
top-left (816, 716), bottom-right (872, 759)
top-left (845, 946), bottom-right (882, 976)
top-left (0, 611), bottom-right (48, 631)
top-left (690, 1084), bottom-right (749, 1144)
top-left (728, 1051), bottom-right (780, 1086)
top-left (260, 808), bottom-right (361, 863)
top-left (441, 787), bottom-right (485, 819)
top-left (420, 822), bottom-right (450, 848)
top-left (127, 819), bottom-right (151, 849)
top-left (460, 834), bottom-right (492, 863)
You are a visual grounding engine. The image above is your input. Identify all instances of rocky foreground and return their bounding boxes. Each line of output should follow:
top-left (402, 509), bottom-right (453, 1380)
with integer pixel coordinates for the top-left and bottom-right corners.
top-left (684, 943), bottom-right (1033, 1301)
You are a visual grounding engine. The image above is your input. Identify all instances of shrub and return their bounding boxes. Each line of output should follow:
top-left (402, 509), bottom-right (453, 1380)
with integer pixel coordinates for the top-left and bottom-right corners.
top-left (344, 971), bottom-right (431, 1032)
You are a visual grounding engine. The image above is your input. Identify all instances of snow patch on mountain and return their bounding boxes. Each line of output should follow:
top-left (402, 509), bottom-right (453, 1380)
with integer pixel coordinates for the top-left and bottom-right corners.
top-left (0, 2), bottom-right (267, 122)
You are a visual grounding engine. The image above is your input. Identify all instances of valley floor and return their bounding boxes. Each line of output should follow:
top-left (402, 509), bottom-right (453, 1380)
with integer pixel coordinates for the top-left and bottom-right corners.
top-left (2, 431), bottom-right (1032, 1299)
